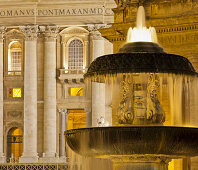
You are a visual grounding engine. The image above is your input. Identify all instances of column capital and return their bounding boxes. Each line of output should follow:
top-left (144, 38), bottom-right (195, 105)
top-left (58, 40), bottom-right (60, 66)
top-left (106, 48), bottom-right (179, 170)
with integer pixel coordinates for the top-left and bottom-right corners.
top-left (58, 108), bottom-right (68, 115)
top-left (20, 25), bottom-right (39, 41)
top-left (40, 25), bottom-right (59, 42)
top-left (87, 24), bottom-right (111, 40)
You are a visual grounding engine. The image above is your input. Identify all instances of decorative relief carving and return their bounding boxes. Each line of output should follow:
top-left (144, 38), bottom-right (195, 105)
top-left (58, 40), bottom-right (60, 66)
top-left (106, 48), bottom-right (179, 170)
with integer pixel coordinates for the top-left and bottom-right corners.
top-left (5, 29), bottom-right (24, 43)
top-left (118, 75), bottom-right (133, 124)
top-left (146, 74), bottom-right (165, 124)
top-left (7, 111), bottom-right (22, 119)
top-left (19, 25), bottom-right (39, 41)
top-left (7, 122), bottom-right (23, 129)
top-left (40, 25), bottom-right (59, 42)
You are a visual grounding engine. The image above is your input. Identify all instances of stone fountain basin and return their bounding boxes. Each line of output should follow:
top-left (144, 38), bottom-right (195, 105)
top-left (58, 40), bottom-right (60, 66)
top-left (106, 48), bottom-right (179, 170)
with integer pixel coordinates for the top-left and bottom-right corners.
top-left (65, 126), bottom-right (198, 158)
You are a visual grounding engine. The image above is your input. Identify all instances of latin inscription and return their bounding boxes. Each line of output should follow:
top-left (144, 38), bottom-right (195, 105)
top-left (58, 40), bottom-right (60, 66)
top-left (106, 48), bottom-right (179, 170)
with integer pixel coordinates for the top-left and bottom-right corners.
top-left (158, 33), bottom-right (198, 45)
top-left (0, 8), bottom-right (113, 17)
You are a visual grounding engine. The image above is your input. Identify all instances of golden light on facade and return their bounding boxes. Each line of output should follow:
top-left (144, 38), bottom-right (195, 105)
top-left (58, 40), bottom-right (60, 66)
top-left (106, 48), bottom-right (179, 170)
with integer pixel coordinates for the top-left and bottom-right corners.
top-left (70, 87), bottom-right (83, 96)
top-left (9, 88), bottom-right (22, 98)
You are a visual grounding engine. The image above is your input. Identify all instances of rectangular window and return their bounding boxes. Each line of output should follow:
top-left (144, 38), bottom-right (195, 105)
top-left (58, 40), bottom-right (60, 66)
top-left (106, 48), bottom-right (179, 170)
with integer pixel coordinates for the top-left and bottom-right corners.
top-left (70, 87), bottom-right (83, 96)
top-left (9, 88), bottom-right (22, 98)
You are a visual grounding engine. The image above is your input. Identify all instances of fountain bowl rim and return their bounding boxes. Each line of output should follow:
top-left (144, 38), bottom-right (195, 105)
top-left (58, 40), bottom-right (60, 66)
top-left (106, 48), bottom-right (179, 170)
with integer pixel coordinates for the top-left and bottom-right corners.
top-left (65, 125), bottom-right (198, 135)
top-left (84, 52), bottom-right (197, 79)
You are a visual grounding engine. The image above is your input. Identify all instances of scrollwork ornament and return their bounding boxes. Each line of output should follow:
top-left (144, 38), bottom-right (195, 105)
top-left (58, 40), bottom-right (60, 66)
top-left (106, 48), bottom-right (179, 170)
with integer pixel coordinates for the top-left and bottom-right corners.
top-left (147, 74), bottom-right (165, 124)
top-left (117, 75), bottom-right (134, 124)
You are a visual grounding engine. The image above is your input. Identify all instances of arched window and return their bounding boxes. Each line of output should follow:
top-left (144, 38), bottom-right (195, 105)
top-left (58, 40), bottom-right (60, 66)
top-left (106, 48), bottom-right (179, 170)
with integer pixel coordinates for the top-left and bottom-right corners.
top-left (68, 39), bottom-right (83, 70)
top-left (8, 41), bottom-right (22, 75)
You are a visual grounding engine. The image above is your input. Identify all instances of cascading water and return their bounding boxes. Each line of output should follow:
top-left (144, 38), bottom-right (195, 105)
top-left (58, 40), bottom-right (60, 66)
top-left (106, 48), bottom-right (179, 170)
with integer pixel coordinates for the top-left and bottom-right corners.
top-left (65, 6), bottom-right (198, 170)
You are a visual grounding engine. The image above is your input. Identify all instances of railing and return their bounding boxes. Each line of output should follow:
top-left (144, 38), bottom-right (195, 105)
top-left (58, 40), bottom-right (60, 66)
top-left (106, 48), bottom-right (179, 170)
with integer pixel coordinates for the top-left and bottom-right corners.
top-left (8, 71), bottom-right (22, 76)
top-left (59, 69), bottom-right (86, 75)
top-left (0, 163), bottom-right (69, 170)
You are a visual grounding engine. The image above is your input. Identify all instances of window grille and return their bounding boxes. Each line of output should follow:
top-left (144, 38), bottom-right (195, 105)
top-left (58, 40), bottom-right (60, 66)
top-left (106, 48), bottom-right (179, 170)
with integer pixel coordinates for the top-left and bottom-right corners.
top-left (68, 39), bottom-right (83, 70)
top-left (8, 41), bottom-right (22, 76)
top-left (10, 51), bottom-right (22, 72)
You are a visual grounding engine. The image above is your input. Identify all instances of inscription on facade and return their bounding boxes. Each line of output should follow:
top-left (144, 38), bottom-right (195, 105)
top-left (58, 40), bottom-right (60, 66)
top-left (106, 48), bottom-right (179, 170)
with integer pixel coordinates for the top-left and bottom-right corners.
top-left (0, 7), bottom-right (113, 17)
top-left (158, 33), bottom-right (198, 45)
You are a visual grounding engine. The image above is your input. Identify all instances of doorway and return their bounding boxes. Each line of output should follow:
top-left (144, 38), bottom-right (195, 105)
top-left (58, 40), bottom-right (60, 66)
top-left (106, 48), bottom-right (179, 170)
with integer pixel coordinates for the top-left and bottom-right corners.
top-left (7, 127), bottom-right (23, 163)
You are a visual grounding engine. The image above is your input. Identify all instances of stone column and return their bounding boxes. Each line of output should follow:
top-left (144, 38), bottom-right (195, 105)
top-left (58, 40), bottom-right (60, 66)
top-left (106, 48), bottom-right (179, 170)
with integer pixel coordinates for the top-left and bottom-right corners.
top-left (105, 83), bottom-right (112, 126)
top-left (42, 26), bottom-right (59, 161)
top-left (0, 27), bottom-right (6, 163)
top-left (58, 108), bottom-right (68, 158)
top-left (85, 108), bottom-right (92, 128)
top-left (88, 25), bottom-right (106, 127)
top-left (19, 25), bottom-right (38, 163)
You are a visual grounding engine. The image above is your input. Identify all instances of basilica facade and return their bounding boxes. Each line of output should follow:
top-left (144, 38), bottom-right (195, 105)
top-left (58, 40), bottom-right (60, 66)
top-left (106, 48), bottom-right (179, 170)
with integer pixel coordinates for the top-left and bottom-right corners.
top-left (0, 0), bottom-right (198, 170)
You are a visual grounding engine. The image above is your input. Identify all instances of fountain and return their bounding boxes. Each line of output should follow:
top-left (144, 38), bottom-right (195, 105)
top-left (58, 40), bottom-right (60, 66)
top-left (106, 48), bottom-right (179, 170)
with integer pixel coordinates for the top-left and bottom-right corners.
top-left (65, 6), bottom-right (198, 170)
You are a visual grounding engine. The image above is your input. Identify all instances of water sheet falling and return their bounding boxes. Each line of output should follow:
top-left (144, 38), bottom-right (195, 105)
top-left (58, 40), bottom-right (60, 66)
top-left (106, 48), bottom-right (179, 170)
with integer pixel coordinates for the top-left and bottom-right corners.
top-left (86, 73), bottom-right (198, 126)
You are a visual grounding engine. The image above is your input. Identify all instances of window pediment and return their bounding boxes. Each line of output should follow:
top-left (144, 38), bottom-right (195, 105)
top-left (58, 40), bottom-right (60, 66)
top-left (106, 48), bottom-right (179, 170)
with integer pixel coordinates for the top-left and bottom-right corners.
top-left (60, 27), bottom-right (89, 35)
top-left (5, 29), bottom-right (24, 39)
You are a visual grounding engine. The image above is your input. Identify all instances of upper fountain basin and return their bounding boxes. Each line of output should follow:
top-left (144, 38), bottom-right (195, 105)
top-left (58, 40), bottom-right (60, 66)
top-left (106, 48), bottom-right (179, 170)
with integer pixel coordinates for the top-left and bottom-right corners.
top-left (84, 48), bottom-right (196, 78)
top-left (65, 126), bottom-right (198, 158)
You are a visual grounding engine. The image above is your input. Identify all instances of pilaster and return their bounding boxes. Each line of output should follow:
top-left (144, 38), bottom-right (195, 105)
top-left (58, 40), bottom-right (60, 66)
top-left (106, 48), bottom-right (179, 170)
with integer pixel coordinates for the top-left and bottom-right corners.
top-left (0, 27), bottom-right (6, 163)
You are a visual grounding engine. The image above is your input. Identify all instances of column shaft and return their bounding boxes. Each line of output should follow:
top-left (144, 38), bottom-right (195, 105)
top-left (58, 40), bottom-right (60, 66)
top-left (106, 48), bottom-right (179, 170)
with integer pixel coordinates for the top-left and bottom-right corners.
top-left (91, 27), bottom-right (105, 127)
top-left (20, 25), bottom-right (38, 163)
top-left (43, 26), bottom-right (59, 159)
top-left (60, 110), bottom-right (66, 157)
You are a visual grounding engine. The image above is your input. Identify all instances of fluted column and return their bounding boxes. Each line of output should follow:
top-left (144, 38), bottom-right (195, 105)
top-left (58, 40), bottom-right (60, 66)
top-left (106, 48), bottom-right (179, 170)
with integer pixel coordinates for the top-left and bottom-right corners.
top-left (0, 27), bottom-right (6, 163)
top-left (42, 26), bottom-right (59, 160)
top-left (19, 25), bottom-right (38, 163)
